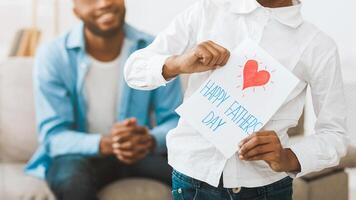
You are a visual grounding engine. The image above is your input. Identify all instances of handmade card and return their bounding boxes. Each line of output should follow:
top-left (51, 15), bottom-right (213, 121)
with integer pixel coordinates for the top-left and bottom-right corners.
top-left (176, 39), bottom-right (300, 158)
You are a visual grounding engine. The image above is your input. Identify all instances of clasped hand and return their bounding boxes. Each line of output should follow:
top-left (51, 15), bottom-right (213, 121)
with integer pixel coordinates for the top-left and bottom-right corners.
top-left (99, 118), bottom-right (155, 165)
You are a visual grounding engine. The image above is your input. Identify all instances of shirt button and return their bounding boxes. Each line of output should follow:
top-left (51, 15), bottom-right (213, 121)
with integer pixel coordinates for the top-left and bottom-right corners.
top-left (232, 187), bottom-right (241, 193)
top-left (178, 188), bottom-right (182, 194)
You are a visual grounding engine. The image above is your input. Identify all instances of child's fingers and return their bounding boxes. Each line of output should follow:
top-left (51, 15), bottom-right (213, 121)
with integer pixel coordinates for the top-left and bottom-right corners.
top-left (239, 135), bottom-right (273, 155)
top-left (203, 42), bottom-right (222, 67)
top-left (207, 41), bottom-right (230, 66)
top-left (238, 131), bottom-right (276, 148)
top-left (221, 50), bottom-right (230, 66)
top-left (239, 133), bottom-right (256, 147)
top-left (195, 44), bottom-right (213, 66)
top-left (240, 143), bottom-right (275, 160)
top-left (244, 152), bottom-right (275, 162)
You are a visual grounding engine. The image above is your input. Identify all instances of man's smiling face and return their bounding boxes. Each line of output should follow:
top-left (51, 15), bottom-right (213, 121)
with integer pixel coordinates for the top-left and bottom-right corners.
top-left (73, 0), bottom-right (125, 37)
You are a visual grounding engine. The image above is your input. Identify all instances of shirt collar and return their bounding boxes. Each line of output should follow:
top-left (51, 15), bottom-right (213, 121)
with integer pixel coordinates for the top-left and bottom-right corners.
top-left (212, 0), bottom-right (304, 28)
top-left (66, 22), bottom-right (85, 49)
top-left (267, 3), bottom-right (303, 28)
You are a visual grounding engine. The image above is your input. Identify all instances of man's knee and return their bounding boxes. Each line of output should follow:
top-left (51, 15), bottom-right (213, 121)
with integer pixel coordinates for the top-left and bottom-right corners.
top-left (132, 154), bottom-right (172, 185)
top-left (46, 155), bottom-right (97, 200)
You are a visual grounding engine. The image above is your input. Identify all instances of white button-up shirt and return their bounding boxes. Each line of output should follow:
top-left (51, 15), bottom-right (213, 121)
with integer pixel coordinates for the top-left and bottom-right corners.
top-left (124, 0), bottom-right (348, 187)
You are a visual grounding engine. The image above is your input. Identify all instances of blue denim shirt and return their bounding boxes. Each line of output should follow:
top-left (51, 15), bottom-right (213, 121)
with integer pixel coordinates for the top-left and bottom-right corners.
top-left (25, 23), bottom-right (183, 179)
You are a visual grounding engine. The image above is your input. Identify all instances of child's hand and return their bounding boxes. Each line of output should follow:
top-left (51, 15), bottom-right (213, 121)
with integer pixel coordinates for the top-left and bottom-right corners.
top-left (238, 131), bottom-right (301, 173)
top-left (162, 41), bottom-right (230, 80)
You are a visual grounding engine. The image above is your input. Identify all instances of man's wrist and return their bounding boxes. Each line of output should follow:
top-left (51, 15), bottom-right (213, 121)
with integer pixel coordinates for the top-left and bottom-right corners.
top-left (99, 135), bottom-right (113, 156)
top-left (163, 55), bottom-right (181, 80)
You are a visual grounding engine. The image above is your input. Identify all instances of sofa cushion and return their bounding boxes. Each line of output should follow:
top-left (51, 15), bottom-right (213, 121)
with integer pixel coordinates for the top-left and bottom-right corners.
top-left (0, 163), bottom-right (55, 200)
top-left (0, 58), bottom-right (38, 162)
top-left (293, 170), bottom-right (348, 200)
top-left (0, 163), bottom-right (172, 200)
top-left (98, 178), bottom-right (172, 200)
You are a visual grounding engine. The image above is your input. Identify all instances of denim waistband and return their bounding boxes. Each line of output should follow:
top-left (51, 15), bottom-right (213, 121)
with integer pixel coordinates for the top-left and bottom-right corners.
top-left (172, 169), bottom-right (293, 196)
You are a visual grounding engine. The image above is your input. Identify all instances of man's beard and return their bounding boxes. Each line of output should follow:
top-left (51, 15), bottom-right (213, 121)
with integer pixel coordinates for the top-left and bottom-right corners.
top-left (84, 14), bottom-right (125, 38)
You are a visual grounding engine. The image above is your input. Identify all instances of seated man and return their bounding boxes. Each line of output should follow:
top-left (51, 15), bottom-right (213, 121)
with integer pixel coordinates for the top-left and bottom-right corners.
top-left (25, 0), bottom-right (182, 199)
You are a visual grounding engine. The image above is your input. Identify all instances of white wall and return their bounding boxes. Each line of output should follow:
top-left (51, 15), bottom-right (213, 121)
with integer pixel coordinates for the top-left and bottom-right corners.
top-left (126, 0), bottom-right (356, 69)
top-left (0, 0), bottom-right (355, 70)
top-left (302, 0), bottom-right (356, 70)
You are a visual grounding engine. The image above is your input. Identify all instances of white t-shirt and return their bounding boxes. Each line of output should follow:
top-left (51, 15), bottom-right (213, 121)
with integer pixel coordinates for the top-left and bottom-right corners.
top-left (84, 39), bottom-right (129, 135)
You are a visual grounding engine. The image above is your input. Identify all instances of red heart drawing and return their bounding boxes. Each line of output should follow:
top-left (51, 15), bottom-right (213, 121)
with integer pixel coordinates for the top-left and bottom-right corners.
top-left (242, 59), bottom-right (271, 90)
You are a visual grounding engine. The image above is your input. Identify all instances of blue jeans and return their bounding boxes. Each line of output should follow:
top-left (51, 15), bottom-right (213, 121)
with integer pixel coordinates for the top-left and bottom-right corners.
top-left (172, 170), bottom-right (293, 200)
top-left (46, 154), bottom-right (172, 200)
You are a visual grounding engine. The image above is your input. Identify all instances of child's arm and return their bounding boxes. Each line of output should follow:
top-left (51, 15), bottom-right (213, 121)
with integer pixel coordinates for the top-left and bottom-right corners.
top-left (162, 41), bottom-right (230, 80)
top-left (239, 35), bottom-right (348, 177)
top-left (286, 41), bottom-right (349, 177)
top-left (124, 0), bottom-right (230, 91)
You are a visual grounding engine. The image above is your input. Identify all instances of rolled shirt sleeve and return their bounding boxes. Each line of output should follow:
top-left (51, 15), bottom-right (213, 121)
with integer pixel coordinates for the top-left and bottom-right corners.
top-left (124, 0), bottom-right (203, 90)
top-left (124, 53), bottom-right (171, 90)
top-left (47, 131), bottom-right (101, 157)
top-left (288, 37), bottom-right (348, 178)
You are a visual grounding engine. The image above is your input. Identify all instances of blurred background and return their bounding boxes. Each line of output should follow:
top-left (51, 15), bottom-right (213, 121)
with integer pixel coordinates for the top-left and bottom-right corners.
top-left (0, 0), bottom-right (355, 65)
top-left (0, 0), bottom-right (355, 200)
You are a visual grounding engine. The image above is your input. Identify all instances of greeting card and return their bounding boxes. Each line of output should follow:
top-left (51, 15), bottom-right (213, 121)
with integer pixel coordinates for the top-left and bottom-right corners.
top-left (176, 39), bottom-right (299, 158)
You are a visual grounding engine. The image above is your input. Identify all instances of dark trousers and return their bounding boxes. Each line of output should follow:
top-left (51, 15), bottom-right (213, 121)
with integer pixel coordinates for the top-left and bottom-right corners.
top-left (172, 170), bottom-right (293, 200)
top-left (46, 154), bottom-right (172, 200)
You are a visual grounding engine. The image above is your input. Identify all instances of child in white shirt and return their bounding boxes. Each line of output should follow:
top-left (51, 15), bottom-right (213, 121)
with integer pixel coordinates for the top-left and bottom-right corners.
top-left (124, 0), bottom-right (348, 199)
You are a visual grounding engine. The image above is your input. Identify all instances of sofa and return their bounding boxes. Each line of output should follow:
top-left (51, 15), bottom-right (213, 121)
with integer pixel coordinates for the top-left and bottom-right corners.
top-left (0, 58), bottom-right (355, 200)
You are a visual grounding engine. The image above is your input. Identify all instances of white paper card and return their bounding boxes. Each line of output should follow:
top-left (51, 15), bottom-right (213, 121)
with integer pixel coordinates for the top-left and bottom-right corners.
top-left (176, 39), bottom-right (300, 158)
